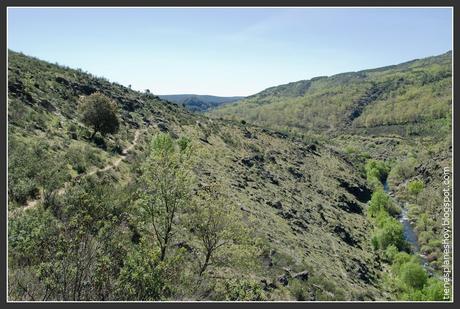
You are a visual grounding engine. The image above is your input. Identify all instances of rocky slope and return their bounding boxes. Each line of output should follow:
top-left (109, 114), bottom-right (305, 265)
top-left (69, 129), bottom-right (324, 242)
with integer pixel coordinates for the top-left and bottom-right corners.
top-left (8, 51), bottom-right (386, 300)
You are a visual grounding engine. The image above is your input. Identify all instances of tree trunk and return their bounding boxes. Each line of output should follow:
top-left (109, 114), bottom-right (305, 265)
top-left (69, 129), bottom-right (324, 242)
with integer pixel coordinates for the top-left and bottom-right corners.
top-left (199, 251), bottom-right (212, 276)
top-left (90, 129), bottom-right (97, 140)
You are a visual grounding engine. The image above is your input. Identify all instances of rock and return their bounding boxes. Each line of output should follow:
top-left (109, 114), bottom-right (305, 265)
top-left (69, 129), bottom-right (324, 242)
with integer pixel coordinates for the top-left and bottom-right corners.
top-left (336, 194), bottom-right (363, 214)
top-left (306, 144), bottom-right (317, 152)
top-left (243, 130), bottom-right (253, 138)
top-left (174, 241), bottom-right (194, 253)
top-left (288, 166), bottom-right (304, 180)
top-left (280, 210), bottom-right (294, 220)
top-left (157, 122), bottom-right (169, 132)
top-left (277, 274), bottom-right (290, 286)
top-left (260, 279), bottom-right (277, 291)
top-left (241, 154), bottom-right (264, 168)
top-left (293, 270), bottom-right (309, 281)
top-left (333, 225), bottom-right (359, 247)
top-left (55, 76), bottom-right (70, 85)
top-left (338, 179), bottom-right (372, 203)
top-left (74, 84), bottom-right (97, 95)
top-left (39, 99), bottom-right (56, 112)
top-left (241, 158), bottom-right (254, 168)
top-left (266, 200), bottom-right (283, 209)
top-left (346, 258), bottom-right (374, 284)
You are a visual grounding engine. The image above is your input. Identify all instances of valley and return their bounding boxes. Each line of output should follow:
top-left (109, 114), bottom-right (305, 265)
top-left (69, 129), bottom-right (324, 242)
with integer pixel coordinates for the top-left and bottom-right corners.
top-left (7, 50), bottom-right (452, 301)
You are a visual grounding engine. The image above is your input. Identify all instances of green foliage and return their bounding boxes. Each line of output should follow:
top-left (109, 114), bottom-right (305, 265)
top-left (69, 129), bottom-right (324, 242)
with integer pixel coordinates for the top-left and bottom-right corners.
top-left (116, 243), bottom-right (184, 300)
top-left (368, 190), bottom-right (400, 218)
top-left (289, 279), bottom-right (310, 301)
top-left (365, 160), bottom-right (390, 181)
top-left (8, 207), bottom-right (59, 264)
top-left (373, 211), bottom-right (405, 250)
top-left (387, 157), bottom-right (417, 185)
top-left (211, 52), bottom-right (452, 135)
top-left (136, 133), bottom-right (195, 261)
top-left (8, 136), bottom-right (70, 205)
top-left (79, 92), bottom-right (120, 138)
top-left (407, 179), bottom-right (424, 201)
top-left (399, 262), bottom-right (427, 289)
top-left (365, 160), bottom-right (390, 190)
top-left (212, 278), bottom-right (267, 301)
top-left (188, 183), bottom-right (258, 276)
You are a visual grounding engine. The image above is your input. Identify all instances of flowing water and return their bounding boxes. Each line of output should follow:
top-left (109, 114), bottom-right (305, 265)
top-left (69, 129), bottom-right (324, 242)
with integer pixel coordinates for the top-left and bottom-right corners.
top-left (382, 180), bottom-right (433, 273)
top-left (383, 180), bottom-right (420, 252)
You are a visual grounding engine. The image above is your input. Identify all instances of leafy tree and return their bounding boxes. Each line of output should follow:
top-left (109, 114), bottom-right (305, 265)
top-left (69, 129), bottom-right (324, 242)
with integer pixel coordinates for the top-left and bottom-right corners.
top-left (78, 92), bottom-right (120, 139)
top-left (373, 211), bottom-right (405, 250)
top-left (365, 159), bottom-right (389, 181)
top-left (407, 179), bottom-right (424, 203)
top-left (136, 133), bottom-right (194, 261)
top-left (368, 190), bottom-right (400, 217)
top-left (188, 183), bottom-right (253, 276)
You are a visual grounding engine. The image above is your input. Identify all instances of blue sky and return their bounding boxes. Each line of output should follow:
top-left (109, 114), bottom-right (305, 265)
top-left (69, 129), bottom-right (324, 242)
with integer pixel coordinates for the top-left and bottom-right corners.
top-left (8, 8), bottom-right (452, 96)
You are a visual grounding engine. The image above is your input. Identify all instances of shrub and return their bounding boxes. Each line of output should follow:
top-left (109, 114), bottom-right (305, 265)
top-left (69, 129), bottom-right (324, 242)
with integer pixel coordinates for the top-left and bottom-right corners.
top-left (365, 159), bottom-right (389, 182)
top-left (116, 244), bottom-right (184, 301)
top-left (368, 190), bottom-right (400, 217)
top-left (373, 211), bottom-right (405, 250)
top-left (399, 262), bottom-right (428, 289)
top-left (213, 278), bottom-right (266, 301)
top-left (407, 179), bottom-right (424, 202)
top-left (289, 279), bottom-right (309, 301)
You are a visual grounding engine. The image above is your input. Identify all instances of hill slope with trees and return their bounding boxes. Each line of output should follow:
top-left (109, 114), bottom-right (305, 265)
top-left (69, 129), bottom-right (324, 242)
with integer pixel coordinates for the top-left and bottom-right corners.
top-left (211, 51), bottom-right (451, 137)
top-left (8, 51), bottom-right (395, 301)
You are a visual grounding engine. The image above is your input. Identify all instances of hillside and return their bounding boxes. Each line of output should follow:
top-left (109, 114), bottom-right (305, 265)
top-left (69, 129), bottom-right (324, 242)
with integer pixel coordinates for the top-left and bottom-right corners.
top-left (7, 51), bottom-right (391, 301)
top-left (210, 51), bottom-right (452, 301)
top-left (159, 94), bottom-right (244, 112)
top-left (211, 51), bottom-right (452, 137)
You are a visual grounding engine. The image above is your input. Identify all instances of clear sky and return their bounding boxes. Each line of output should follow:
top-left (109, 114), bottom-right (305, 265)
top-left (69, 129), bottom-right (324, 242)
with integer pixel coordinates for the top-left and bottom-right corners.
top-left (8, 8), bottom-right (452, 96)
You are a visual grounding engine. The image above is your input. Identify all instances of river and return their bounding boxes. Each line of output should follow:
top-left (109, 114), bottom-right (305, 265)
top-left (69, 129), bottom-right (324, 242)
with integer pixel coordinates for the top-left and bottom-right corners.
top-left (382, 180), bottom-right (432, 273)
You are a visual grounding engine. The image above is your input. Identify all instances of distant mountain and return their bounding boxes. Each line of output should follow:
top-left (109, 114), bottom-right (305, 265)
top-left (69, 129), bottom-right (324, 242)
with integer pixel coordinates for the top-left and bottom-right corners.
top-left (211, 51), bottom-right (452, 136)
top-left (159, 94), bottom-right (244, 112)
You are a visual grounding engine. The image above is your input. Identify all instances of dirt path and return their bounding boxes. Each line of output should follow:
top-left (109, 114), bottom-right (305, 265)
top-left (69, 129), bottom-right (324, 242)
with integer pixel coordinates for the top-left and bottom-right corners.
top-left (12, 129), bottom-right (142, 216)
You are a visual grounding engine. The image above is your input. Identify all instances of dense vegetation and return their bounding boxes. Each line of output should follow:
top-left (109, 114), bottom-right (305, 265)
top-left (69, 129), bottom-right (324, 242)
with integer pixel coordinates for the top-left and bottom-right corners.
top-left (211, 51), bottom-right (451, 137)
top-left (7, 50), bottom-right (452, 301)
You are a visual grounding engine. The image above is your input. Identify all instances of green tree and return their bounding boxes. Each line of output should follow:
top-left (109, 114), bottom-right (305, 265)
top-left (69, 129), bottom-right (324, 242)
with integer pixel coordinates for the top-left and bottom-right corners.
top-left (368, 190), bottom-right (400, 217)
top-left (136, 133), bottom-right (194, 261)
top-left (78, 92), bottom-right (120, 139)
top-left (373, 212), bottom-right (405, 250)
top-left (399, 262), bottom-right (428, 289)
top-left (188, 183), bottom-right (254, 276)
top-left (365, 160), bottom-right (390, 181)
top-left (407, 179), bottom-right (424, 203)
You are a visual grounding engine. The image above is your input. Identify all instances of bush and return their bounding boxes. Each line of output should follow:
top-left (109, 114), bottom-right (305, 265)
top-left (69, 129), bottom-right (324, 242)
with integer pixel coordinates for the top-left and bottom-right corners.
top-left (66, 145), bottom-right (88, 174)
top-left (373, 211), bottom-right (405, 250)
top-left (116, 244), bottom-right (184, 301)
top-left (384, 244), bottom-right (399, 262)
top-left (399, 262), bottom-right (428, 289)
top-left (365, 159), bottom-right (389, 182)
top-left (388, 158), bottom-right (417, 184)
top-left (289, 279), bottom-right (309, 301)
top-left (9, 178), bottom-right (39, 204)
top-left (368, 190), bottom-right (400, 217)
top-left (212, 278), bottom-right (266, 301)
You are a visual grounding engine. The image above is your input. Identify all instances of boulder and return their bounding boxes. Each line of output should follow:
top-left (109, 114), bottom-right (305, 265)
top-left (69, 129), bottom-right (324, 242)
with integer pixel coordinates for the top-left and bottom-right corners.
top-left (293, 270), bottom-right (309, 281)
top-left (266, 200), bottom-right (283, 209)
